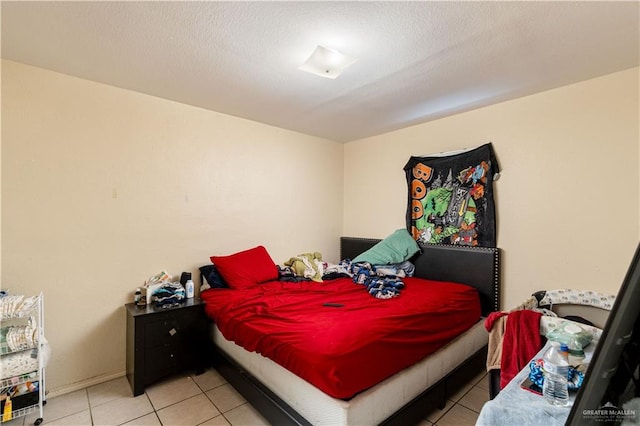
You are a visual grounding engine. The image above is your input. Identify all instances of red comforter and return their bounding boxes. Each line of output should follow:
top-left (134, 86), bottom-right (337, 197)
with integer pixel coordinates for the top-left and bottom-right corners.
top-left (201, 277), bottom-right (480, 399)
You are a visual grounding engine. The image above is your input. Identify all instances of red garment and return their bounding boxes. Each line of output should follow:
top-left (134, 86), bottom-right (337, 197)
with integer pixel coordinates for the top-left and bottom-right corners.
top-left (484, 311), bottom-right (508, 331)
top-left (500, 309), bottom-right (543, 388)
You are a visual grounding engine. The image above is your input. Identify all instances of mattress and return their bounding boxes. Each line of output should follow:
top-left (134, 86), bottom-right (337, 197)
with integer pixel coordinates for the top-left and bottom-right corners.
top-left (212, 319), bottom-right (487, 425)
top-left (201, 276), bottom-right (481, 399)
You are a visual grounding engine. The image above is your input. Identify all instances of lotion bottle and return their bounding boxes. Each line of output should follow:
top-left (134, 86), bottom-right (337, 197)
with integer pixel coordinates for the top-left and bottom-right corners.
top-left (185, 279), bottom-right (194, 298)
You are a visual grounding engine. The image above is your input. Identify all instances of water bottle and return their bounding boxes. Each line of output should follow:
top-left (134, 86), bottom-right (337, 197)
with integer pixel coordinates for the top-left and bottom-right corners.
top-left (542, 342), bottom-right (570, 406)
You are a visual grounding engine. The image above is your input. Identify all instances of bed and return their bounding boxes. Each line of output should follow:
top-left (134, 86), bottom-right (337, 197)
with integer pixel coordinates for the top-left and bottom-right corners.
top-left (200, 236), bottom-right (500, 425)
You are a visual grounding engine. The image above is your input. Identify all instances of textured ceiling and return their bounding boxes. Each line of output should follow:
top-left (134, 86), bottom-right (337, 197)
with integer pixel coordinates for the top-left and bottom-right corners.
top-left (2, 1), bottom-right (639, 143)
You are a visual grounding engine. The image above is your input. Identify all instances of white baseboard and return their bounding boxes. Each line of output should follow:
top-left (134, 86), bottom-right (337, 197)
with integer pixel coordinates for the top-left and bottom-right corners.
top-left (46, 370), bottom-right (126, 399)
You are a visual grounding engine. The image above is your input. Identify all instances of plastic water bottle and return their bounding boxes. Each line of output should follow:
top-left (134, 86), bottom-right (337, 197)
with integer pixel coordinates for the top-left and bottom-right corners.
top-left (542, 342), bottom-right (570, 406)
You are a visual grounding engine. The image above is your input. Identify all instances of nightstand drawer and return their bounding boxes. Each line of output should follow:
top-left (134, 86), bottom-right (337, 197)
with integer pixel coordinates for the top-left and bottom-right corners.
top-left (144, 344), bottom-right (181, 375)
top-left (144, 310), bottom-right (200, 347)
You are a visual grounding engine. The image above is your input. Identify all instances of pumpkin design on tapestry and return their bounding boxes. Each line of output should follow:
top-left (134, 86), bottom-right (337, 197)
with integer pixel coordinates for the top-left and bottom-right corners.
top-left (404, 143), bottom-right (499, 248)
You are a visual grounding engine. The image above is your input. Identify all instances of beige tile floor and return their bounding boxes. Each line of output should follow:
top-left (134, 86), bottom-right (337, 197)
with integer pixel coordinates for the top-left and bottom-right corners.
top-left (4, 368), bottom-right (489, 426)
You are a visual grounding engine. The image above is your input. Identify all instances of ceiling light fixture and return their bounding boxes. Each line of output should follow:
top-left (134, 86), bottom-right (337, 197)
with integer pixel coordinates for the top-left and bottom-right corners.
top-left (299, 45), bottom-right (358, 79)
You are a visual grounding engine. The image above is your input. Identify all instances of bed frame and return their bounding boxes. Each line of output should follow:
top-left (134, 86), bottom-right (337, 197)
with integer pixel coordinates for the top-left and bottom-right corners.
top-left (208, 237), bottom-right (500, 425)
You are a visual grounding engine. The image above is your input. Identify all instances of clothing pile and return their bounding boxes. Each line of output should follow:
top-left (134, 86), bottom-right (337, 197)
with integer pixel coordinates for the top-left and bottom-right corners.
top-left (143, 271), bottom-right (186, 307)
top-left (154, 282), bottom-right (185, 308)
top-left (325, 259), bottom-right (415, 299)
top-left (283, 252), bottom-right (325, 282)
top-left (350, 261), bottom-right (411, 299)
top-left (485, 308), bottom-right (543, 389)
top-left (281, 248), bottom-right (416, 299)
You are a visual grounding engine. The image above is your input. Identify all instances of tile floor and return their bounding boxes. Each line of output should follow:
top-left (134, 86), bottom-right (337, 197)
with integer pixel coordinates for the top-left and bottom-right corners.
top-left (4, 368), bottom-right (489, 426)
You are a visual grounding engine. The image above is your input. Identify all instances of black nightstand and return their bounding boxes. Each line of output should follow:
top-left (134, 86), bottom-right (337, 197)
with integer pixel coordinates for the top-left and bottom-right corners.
top-left (125, 298), bottom-right (208, 396)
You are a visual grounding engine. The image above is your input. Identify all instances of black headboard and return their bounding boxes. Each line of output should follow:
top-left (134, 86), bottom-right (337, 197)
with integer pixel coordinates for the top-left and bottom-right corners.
top-left (341, 236), bottom-right (500, 316)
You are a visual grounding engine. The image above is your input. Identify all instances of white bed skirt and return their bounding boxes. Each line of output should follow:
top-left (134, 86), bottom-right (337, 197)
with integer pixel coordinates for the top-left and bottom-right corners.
top-left (212, 320), bottom-right (488, 425)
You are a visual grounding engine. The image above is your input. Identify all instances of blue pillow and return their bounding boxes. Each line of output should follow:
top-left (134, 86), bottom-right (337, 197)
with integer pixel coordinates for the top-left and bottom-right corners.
top-left (352, 229), bottom-right (420, 265)
top-left (199, 264), bottom-right (228, 289)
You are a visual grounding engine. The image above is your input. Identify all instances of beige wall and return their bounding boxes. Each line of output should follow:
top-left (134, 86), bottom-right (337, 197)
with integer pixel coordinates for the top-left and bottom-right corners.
top-left (1, 60), bottom-right (343, 394)
top-left (344, 67), bottom-right (640, 310)
top-left (3, 59), bottom-right (639, 395)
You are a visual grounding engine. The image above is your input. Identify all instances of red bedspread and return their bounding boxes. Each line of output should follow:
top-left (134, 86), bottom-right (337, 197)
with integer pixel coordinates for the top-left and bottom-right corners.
top-left (201, 277), bottom-right (480, 399)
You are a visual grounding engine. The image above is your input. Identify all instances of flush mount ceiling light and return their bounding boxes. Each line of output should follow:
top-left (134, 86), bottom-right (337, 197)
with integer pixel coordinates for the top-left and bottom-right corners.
top-left (299, 45), bottom-right (358, 79)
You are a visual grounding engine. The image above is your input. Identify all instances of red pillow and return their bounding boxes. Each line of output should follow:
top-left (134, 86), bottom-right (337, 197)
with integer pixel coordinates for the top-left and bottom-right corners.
top-left (210, 246), bottom-right (279, 289)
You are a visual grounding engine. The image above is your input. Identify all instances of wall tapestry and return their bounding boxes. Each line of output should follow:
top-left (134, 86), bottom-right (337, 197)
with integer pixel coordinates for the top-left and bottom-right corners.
top-left (404, 143), bottom-right (500, 247)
